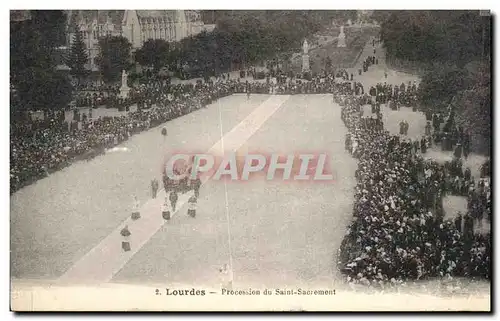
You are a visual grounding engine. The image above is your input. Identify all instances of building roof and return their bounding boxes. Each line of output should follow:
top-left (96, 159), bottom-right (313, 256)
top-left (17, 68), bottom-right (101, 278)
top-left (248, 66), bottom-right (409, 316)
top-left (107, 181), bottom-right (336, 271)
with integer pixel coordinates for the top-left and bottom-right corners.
top-left (136, 10), bottom-right (177, 23)
top-left (136, 10), bottom-right (202, 23)
top-left (66, 10), bottom-right (204, 33)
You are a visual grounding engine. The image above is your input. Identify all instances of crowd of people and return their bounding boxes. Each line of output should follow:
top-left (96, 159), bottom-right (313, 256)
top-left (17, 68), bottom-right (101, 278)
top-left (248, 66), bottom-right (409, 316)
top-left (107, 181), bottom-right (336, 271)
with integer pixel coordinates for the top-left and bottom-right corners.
top-left (10, 26), bottom-right (491, 295)
top-left (227, 68), bottom-right (365, 96)
top-left (337, 80), bottom-right (491, 288)
top-left (73, 83), bottom-right (118, 93)
top-left (234, 77), bottom-right (364, 96)
top-left (360, 53), bottom-right (377, 75)
top-left (10, 80), bottom-right (235, 192)
top-left (75, 91), bottom-right (113, 108)
top-left (369, 81), bottom-right (418, 108)
top-left (12, 71), bottom-right (377, 193)
top-left (74, 84), bottom-right (163, 110)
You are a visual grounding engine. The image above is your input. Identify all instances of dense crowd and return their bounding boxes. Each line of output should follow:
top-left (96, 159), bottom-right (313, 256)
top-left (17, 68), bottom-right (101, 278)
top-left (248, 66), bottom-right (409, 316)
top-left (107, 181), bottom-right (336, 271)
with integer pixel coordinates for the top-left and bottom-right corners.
top-left (75, 91), bottom-right (115, 108)
top-left (74, 84), bottom-right (163, 110)
top-left (228, 68), bottom-right (363, 96)
top-left (361, 53), bottom-right (377, 74)
top-left (370, 81), bottom-right (418, 108)
top-left (11, 61), bottom-right (422, 194)
top-left (12, 71), bottom-right (369, 193)
top-left (73, 83), bottom-right (118, 93)
top-left (337, 82), bottom-right (491, 288)
top-left (10, 80), bottom-right (235, 192)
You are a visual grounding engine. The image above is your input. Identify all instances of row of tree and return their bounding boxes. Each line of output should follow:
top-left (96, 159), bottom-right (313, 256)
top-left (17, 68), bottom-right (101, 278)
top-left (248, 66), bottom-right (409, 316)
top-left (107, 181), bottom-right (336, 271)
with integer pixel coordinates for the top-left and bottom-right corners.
top-left (176, 11), bottom-right (359, 76)
top-left (66, 28), bottom-right (134, 84)
top-left (66, 10), bottom-right (359, 83)
top-left (11, 10), bottom-right (358, 112)
top-left (376, 10), bottom-right (491, 154)
top-left (11, 11), bottom-right (73, 114)
top-left (380, 11), bottom-right (490, 67)
top-left (131, 10), bottom-right (359, 79)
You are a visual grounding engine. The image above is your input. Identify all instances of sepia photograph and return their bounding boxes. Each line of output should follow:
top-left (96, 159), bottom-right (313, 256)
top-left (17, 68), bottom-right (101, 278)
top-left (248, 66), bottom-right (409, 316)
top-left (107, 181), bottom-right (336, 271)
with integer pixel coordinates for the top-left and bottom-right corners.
top-left (8, 5), bottom-right (492, 312)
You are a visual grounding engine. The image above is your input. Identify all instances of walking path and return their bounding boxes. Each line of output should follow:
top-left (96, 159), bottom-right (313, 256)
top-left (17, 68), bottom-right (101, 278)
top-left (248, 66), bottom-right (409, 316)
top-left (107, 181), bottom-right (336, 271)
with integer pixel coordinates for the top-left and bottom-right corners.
top-left (58, 95), bottom-right (291, 284)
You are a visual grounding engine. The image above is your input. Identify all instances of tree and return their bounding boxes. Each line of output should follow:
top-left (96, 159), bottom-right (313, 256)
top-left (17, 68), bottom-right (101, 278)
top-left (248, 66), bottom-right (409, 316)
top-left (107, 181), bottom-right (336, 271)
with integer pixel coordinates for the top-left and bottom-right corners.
top-left (214, 30), bottom-right (233, 72)
top-left (323, 10), bottom-right (358, 25)
top-left (417, 65), bottom-right (469, 111)
top-left (13, 67), bottom-right (73, 112)
top-left (381, 11), bottom-right (488, 66)
top-left (135, 39), bottom-right (171, 72)
top-left (371, 10), bottom-right (393, 24)
top-left (387, 11), bottom-right (492, 114)
top-left (10, 10), bottom-right (73, 112)
top-left (96, 35), bottom-right (132, 83)
top-left (11, 11), bottom-right (66, 84)
top-left (456, 87), bottom-right (491, 155)
top-left (174, 11), bottom-right (331, 76)
top-left (31, 10), bottom-right (67, 49)
top-left (178, 31), bottom-right (219, 77)
top-left (67, 28), bottom-right (89, 84)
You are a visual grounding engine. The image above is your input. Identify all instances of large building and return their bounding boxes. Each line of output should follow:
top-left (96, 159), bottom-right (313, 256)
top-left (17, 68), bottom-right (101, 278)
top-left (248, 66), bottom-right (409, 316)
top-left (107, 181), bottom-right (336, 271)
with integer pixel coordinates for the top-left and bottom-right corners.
top-left (66, 10), bottom-right (214, 71)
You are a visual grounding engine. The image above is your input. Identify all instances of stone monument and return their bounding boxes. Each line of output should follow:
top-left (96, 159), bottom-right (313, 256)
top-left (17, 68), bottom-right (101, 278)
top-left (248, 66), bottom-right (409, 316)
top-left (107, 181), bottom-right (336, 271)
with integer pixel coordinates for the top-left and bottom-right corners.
top-left (337, 25), bottom-right (347, 48)
top-left (302, 39), bottom-right (310, 73)
top-left (119, 70), bottom-right (130, 99)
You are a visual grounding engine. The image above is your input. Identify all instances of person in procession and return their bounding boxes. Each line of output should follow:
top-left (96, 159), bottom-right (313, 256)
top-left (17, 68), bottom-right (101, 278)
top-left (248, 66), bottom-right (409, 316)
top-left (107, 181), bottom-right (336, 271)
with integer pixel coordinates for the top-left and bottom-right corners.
top-left (219, 263), bottom-right (233, 291)
top-left (191, 175), bottom-right (202, 198)
top-left (151, 178), bottom-right (159, 199)
top-left (169, 190), bottom-right (178, 212)
top-left (187, 195), bottom-right (197, 218)
top-left (162, 198), bottom-right (171, 220)
top-left (131, 195), bottom-right (141, 220)
top-left (120, 225), bottom-right (131, 252)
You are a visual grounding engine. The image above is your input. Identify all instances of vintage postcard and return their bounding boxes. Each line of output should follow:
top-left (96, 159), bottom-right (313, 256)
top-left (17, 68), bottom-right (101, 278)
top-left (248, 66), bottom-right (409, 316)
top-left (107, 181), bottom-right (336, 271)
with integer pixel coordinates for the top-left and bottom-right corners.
top-left (10, 9), bottom-right (491, 311)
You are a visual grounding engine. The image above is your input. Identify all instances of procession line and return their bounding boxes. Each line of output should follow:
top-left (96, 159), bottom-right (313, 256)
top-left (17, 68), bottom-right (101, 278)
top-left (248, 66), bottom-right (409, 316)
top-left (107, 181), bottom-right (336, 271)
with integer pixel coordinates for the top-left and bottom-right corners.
top-left (58, 95), bottom-right (291, 284)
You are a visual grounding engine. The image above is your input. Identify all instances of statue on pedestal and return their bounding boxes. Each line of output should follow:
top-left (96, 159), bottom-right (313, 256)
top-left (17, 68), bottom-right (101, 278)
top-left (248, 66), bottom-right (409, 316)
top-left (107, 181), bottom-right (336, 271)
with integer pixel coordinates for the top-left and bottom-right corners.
top-left (121, 70), bottom-right (128, 86)
top-left (119, 70), bottom-right (131, 99)
top-left (302, 39), bottom-right (310, 73)
top-left (337, 25), bottom-right (347, 48)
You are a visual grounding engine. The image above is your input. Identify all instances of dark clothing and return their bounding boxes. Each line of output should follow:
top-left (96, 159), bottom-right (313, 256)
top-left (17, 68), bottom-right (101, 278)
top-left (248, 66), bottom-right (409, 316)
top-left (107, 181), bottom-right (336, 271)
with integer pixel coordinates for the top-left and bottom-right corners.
top-left (463, 214), bottom-right (474, 239)
top-left (169, 191), bottom-right (178, 212)
top-left (120, 226), bottom-right (131, 237)
top-left (151, 179), bottom-right (159, 198)
top-left (454, 145), bottom-right (462, 159)
top-left (464, 168), bottom-right (472, 181)
top-left (420, 139), bottom-right (427, 154)
top-left (191, 178), bottom-right (202, 198)
top-left (455, 215), bottom-right (463, 232)
top-left (425, 123), bottom-right (432, 136)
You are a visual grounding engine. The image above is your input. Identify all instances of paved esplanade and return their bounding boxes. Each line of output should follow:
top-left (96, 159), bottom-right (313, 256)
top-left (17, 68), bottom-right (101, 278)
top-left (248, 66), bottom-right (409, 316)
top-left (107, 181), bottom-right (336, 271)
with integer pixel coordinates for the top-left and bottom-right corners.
top-left (11, 39), bottom-right (408, 289)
